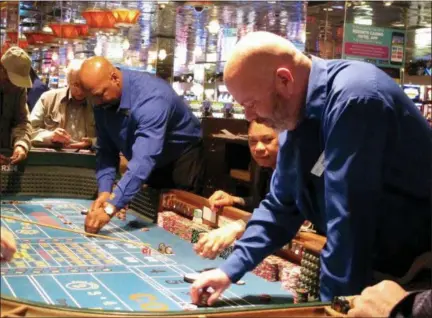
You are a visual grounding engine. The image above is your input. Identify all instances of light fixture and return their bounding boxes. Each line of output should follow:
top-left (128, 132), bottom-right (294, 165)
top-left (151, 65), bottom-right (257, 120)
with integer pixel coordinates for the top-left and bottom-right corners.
top-left (122, 38), bottom-right (130, 50)
top-left (207, 20), bottom-right (220, 35)
top-left (323, 8), bottom-right (333, 12)
top-left (94, 45), bottom-right (102, 56)
top-left (111, 8), bottom-right (140, 28)
top-left (51, 52), bottom-right (59, 62)
top-left (67, 51), bottom-right (74, 60)
top-left (82, 9), bottom-right (116, 29)
top-left (384, 1), bottom-right (392, 6)
top-left (194, 46), bottom-right (203, 57)
top-left (158, 49), bottom-right (167, 60)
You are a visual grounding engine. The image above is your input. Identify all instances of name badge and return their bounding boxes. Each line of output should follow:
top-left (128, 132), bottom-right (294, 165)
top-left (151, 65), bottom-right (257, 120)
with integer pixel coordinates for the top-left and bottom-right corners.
top-left (311, 152), bottom-right (325, 177)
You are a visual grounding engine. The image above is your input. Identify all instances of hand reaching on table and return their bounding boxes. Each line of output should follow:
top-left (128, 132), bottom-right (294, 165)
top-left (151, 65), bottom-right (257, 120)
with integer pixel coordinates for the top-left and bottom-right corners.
top-left (1, 227), bottom-right (17, 262)
top-left (10, 146), bottom-right (27, 164)
top-left (50, 128), bottom-right (72, 145)
top-left (348, 280), bottom-right (409, 317)
top-left (190, 269), bottom-right (232, 306)
top-left (67, 137), bottom-right (93, 150)
top-left (84, 206), bottom-right (112, 234)
top-left (194, 220), bottom-right (245, 259)
top-left (208, 190), bottom-right (244, 212)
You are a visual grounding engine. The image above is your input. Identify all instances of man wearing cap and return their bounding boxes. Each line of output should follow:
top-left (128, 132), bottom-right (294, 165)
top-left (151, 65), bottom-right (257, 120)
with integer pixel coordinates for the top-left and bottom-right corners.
top-left (0, 46), bottom-right (32, 164)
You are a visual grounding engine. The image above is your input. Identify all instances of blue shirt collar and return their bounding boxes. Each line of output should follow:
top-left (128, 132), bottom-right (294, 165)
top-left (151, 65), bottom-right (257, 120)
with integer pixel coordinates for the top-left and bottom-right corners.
top-left (119, 69), bottom-right (131, 110)
top-left (304, 55), bottom-right (328, 120)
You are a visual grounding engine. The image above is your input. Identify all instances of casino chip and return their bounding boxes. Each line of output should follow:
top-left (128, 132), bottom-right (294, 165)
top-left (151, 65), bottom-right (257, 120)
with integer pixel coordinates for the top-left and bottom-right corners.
top-left (164, 246), bottom-right (173, 254)
top-left (158, 243), bottom-right (166, 252)
top-left (140, 227), bottom-right (150, 232)
top-left (198, 290), bottom-right (211, 307)
top-left (81, 209), bottom-right (89, 215)
top-left (182, 303), bottom-right (198, 311)
top-left (183, 273), bottom-right (200, 283)
top-left (236, 280), bottom-right (246, 285)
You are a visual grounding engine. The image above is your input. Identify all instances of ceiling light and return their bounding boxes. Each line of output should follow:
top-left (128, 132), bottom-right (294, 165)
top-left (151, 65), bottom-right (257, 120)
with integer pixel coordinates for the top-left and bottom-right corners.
top-left (323, 8), bottom-right (333, 12)
top-left (158, 49), bottom-right (167, 60)
top-left (207, 20), bottom-right (220, 35)
top-left (122, 38), bottom-right (130, 50)
top-left (384, 1), bottom-right (392, 6)
top-left (194, 46), bottom-right (203, 57)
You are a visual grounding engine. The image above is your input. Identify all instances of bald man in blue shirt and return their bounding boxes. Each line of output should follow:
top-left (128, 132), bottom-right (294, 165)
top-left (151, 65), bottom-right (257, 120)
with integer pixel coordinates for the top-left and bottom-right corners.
top-left (79, 57), bottom-right (204, 234)
top-left (190, 32), bottom-right (431, 306)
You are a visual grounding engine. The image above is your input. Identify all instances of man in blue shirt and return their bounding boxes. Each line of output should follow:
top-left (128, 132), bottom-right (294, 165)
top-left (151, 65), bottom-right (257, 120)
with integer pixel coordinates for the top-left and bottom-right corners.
top-left (78, 57), bottom-right (204, 234)
top-left (190, 32), bottom-right (431, 306)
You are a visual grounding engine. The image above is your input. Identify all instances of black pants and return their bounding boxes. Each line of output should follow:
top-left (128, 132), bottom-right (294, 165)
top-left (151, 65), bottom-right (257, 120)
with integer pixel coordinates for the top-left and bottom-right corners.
top-left (146, 140), bottom-right (205, 195)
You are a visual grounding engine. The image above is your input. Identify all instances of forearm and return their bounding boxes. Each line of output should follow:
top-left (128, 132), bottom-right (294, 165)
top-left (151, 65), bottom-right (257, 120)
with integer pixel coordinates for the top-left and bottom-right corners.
top-left (108, 156), bottom-right (155, 209)
top-left (31, 129), bottom-right (55, 146)
top-left (219, 196), bottom-right (303, 282)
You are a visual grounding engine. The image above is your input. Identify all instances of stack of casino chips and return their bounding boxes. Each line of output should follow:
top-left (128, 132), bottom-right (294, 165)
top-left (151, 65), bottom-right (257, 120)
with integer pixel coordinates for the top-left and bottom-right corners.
top-left (297, 251), bottom-right (321, 301)
top-left (157, 212), bottom-right (211, 242)
top-left (280, 262), bottom-right (302, 297)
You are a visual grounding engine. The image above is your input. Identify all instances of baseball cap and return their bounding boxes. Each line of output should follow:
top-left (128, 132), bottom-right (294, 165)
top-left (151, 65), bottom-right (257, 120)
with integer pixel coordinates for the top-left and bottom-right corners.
top-left (0, 46), bottom-right (32, 88)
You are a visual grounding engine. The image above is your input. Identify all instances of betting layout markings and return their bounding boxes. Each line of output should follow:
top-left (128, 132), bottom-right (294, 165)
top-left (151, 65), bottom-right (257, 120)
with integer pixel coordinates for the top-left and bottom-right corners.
top-left (90, 274), bottom-right (134, 311)
top-left (3, 200), bottom-right (250, 309)
top-left (50, 275), bottom-right (81, 308)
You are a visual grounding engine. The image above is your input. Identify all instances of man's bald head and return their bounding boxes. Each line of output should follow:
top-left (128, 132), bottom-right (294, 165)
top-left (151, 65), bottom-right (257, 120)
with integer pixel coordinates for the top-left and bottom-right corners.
top-left (79, 57), bottom-right (122, 107)
top-left (224, 31), bottom-right (311, 131)
top-left (224, 31), bottom-right (299, 85)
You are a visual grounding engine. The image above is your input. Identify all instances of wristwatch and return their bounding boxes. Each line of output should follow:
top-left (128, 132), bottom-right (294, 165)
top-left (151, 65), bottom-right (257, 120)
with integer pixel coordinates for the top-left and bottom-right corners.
top-left (103, 203), bottom-right (116, 217)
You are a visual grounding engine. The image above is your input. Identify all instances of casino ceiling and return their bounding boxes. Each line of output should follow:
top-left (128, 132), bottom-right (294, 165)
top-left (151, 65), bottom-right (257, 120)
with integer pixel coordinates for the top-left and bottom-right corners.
top-left (1, 1), bottom-right (431, 74)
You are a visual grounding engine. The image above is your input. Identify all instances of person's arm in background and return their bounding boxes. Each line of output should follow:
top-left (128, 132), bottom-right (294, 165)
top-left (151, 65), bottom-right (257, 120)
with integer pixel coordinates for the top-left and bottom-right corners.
top-left (320, 96), bottom-right (388, 301)
top-left (29, 92), bottom-right (54, 146)
top-left (107, 96), bottom-right (171, 209)
top-left (10, 89), bottom-right (32, 163)
top-left (219, 156), bottom-right (305, 283)
top-left (94, 109), bottom-right (119, 197)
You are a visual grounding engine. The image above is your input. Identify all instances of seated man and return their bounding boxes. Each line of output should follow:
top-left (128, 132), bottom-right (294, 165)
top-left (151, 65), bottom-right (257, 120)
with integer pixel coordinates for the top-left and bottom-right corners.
top-left (79, 57), bottom-right (204, 234)
top-left (30, 59), bottom-right (95, 149)
top-left (195, 120), bottom-right (278, 259)
top-left (0, 227), bottom-right (16, 262)
top-left (0, 46), bottom-right (32, 163)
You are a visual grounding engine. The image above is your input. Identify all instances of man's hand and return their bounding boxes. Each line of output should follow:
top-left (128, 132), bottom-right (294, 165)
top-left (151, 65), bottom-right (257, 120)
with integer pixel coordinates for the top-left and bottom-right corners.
top-left (348, 280), bottom-right (409, 317)
top-left (208, 190), bottom-right (243, 212)
top-left (194, 221), bottom-right (244, 259)
top-left (190, 269), bottom-right (231, 306)
top-left (68, 137), bottom-right (93, 150)
top-left (84, 207), bottom-right (112, 234)
top-left (10, 146), bottom-right (27, 164)
top-left (51, 128), bottom-right (71, 144)
top-left (90, 192), bottom-right (111, 212)
top-left (1, 227), bottom-right (17, 262)
top-left (0, 154), bottom-right (11, 165)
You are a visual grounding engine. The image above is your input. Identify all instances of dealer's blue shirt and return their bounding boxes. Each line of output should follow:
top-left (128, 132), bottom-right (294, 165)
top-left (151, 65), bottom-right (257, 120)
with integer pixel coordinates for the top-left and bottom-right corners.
top-left (94, 70), bottom-right (202, 208)
top-left (220, 56), bottom-right (432, 300)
